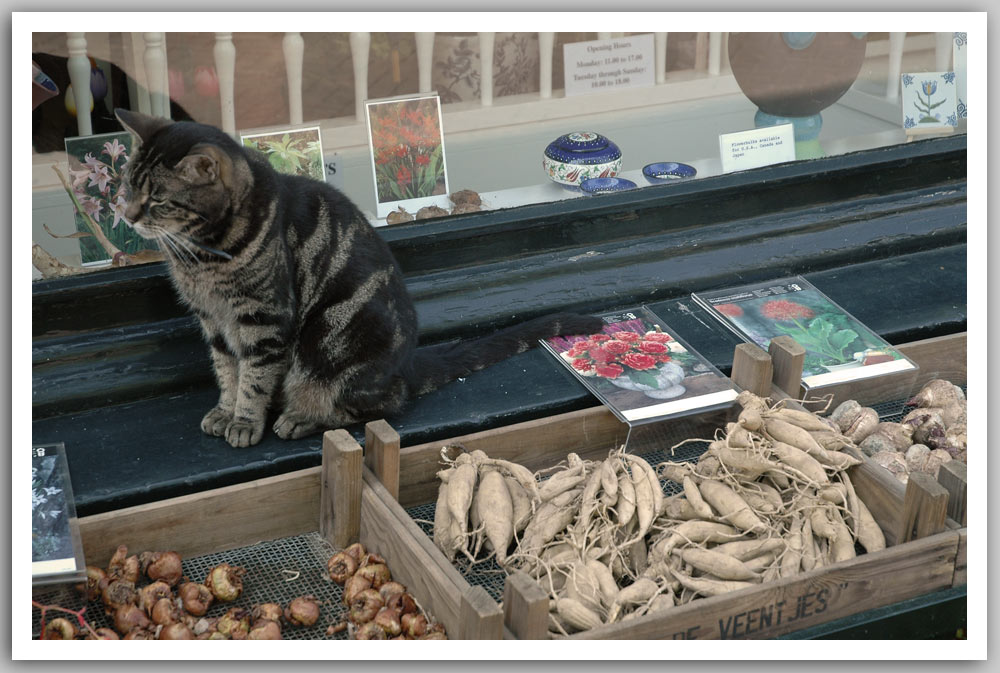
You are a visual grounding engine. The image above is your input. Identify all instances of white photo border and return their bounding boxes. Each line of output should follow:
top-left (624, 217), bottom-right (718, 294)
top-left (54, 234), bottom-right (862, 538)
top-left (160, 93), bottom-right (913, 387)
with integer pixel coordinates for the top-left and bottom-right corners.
top-left (239, 125), bottom-right (327, 182)
top-left (364, 93), bottom-right (451, 220)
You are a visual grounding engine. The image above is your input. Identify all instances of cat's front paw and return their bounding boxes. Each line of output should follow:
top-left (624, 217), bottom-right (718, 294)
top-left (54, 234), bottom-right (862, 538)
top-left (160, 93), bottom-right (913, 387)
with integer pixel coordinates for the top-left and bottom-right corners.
top-left (273, 413), bottom-right (322, 440)
top-left (225, 418), bottom-right (265, 448)
top-left (201, 406), bottom-right (233, 437)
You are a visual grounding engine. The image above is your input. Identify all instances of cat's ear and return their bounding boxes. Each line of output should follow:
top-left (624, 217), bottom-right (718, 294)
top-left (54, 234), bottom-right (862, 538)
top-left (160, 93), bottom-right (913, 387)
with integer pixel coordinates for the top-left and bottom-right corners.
top-left (114, 108), bottom-right (172, 146)
top-left (175, 143), bottom-right (232, 187)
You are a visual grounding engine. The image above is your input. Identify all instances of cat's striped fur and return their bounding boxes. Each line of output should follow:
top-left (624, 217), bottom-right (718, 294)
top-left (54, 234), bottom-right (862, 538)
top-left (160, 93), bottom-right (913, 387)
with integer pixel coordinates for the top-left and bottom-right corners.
top-left (114, 109), bottom-right (602, 448)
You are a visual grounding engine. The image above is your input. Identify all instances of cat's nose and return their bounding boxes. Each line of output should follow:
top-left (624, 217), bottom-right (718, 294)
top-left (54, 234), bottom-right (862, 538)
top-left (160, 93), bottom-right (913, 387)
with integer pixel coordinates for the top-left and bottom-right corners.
top-left (125, 200), bottom-right (143, 223)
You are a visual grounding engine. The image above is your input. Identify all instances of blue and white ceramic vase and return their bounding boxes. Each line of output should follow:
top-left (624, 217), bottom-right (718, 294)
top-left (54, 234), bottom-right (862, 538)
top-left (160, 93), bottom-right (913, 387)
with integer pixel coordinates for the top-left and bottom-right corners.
top-left (728, 32), bottom-right (868, 160)
top-left (543, 131), bottom-right (622, 189)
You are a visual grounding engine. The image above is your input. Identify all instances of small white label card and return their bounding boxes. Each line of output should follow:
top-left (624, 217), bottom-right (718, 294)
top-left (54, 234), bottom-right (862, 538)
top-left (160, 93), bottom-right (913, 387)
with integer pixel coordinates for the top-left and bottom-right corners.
top-left (953, 33), bottom-right (967, 119)
top-left (564, 34), bottom-right (655, 97)
top-left (901, 71), bottom-right (958, 133)
top-left (718, 123), bottom-right (795, 173)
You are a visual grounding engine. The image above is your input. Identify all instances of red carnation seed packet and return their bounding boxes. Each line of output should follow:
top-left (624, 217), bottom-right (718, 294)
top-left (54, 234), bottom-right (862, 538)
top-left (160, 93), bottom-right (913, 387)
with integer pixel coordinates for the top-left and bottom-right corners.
top-left (692, 276), bottom-right (917, 391)
top-left (542, 307), bottom-right (739, 426)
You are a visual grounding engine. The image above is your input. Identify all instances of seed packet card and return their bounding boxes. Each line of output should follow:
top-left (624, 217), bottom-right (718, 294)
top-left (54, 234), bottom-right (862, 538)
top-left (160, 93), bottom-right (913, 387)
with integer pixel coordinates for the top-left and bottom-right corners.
top-left (541, 306), bottom-right (739, 426)
top-left (31, 443), bottom-right (86, 586)
top-left (692, 276), bottom-right (917, 390)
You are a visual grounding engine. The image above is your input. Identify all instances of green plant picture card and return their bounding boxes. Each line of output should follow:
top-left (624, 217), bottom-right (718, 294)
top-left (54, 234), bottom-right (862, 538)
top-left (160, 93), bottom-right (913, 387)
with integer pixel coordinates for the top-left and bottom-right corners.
top-left (64, 131), bottom-right (148, 265)
top-left (901, 71), bottom-right (958, 131)
top-left (240, 126), bottom-right (326, 182)
top-left (364, 93), bottom-right (451, 220)
top-left (693, 276), bottom-right (916, 389)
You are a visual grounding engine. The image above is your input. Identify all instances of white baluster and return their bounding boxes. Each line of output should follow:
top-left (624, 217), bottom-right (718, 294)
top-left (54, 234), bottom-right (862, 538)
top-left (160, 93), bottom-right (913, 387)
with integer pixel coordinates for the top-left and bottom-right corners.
top-left (886, 32), bottom-right (905, 101)
top-left (214, 32), bottom-right (236, 136)
top-left (283, 32), bottom-right (304, 125)
top-left (349, 32), bottom-right (370, 123)
top-left (708, 32), bottom-right (723, 75)
top-left (127, 33), bottom-right (151, 115)
top-left (478, 32), bottom-right (495, 106)
top-left (414, 32), bottom-right (434, 93)
top-left (143, 32), bottom-right (168, 118)
top-left (66, 32), bottom-right (92, 135)
top-left (538, 32), bottom-right (554, 98)
top-left (160, 33), bottom-right (171, 119)
top-left (935, 32), bottom-right (952, 71)
top-left (654, 32), bottom-right (667, 84)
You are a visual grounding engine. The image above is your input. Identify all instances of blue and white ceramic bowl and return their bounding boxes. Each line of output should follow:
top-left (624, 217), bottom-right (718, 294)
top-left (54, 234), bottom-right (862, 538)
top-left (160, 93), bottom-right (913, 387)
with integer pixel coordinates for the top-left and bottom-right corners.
top-left (642, 161), bottom-right (697, 183)
top-left (580, 177), bottom-right (637, 195)
top-left (543, 131), bottom-right (622, 189)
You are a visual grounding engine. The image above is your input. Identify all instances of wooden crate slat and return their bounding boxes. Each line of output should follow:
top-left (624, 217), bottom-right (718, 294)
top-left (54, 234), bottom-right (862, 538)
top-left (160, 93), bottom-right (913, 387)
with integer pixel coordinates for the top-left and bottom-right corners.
top-left (364, 419), bottom-right (401, 500)
top-left (396, 406), bottom-right (628, 509)
top-left (568, 529), bottom-right (959, 640)
top-left (937, 460), bottom-right (968, 527)
top-left (896, 332), bottom-right (967, 389)
top-left (953, 529), bottom-right (967, 587)
top-left (842, 445), bottom-right (906, 548)
top-left (768, 335), bottom-right (805, 399)
top-left (503, 571), bottom-right (550, 640)
top-left (77, 467), bottom-right (320, 564)
top-left (731, 342), bottom-right (773, 397)
top-left (320, 429), bottom-right (363, 549)
top-left (459, 585), bottom-right (505, 640)
top-left (898, 472), bottom-right (950, 543)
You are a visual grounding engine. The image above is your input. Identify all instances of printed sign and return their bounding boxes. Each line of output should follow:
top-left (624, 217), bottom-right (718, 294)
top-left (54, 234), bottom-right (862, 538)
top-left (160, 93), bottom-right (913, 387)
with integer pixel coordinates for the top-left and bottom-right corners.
top-left (563, 34), bottom-right (655, 97)
top-left (718, 124), bottom-right (795, 173)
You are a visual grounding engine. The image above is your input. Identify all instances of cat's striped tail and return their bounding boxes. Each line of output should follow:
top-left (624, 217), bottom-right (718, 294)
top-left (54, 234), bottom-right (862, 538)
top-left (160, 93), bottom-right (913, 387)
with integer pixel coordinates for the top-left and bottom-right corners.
top-left (404, 312), bottom-right (604, 397)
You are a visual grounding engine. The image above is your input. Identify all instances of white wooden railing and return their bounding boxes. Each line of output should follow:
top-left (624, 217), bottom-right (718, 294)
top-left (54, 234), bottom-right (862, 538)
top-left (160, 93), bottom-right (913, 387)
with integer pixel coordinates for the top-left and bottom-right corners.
top-left (60, 31), bottom-right (953, 141)
top-left (62, 31), bottom-right (734, 138)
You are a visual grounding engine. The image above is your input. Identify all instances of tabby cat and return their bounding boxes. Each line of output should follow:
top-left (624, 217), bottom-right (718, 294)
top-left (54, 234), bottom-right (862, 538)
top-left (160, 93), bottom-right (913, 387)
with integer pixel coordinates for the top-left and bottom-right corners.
top-left (114, 109), bottom-right (602, 448)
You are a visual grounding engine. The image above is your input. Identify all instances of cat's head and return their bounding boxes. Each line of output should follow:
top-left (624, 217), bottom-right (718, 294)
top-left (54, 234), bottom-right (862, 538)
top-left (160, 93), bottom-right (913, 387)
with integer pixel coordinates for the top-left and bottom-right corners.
top-left (114, 109), bottom-right (251, 249)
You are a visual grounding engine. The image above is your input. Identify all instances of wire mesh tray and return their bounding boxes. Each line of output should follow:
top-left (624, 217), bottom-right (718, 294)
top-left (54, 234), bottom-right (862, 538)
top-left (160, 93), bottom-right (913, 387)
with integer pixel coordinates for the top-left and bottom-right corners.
top-left (32, 532), bottom-right (350, 640)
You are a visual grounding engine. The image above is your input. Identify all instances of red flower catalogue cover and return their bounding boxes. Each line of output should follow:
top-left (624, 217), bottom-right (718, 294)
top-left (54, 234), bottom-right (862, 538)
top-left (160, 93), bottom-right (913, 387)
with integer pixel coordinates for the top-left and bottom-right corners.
top-left (691, 276), bottom-right (917, 390)
top-left (541, 307), bottom-right (738, 425)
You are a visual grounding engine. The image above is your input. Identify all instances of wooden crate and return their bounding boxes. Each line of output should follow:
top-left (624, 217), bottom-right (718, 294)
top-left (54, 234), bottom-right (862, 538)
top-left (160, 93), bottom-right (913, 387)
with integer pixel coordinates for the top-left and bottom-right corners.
top-left (362, 333), bottom-right (967, 639)
top-left (73, 333), bottom-right (966, 640)
top-left (74, 429), bottom-right (502, 640)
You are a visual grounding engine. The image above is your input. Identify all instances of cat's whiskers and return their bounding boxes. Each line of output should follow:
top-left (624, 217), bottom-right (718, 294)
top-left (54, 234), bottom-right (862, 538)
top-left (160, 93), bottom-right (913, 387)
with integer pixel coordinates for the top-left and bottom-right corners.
top-left (159, 233), bottom-right (194, 269)
top-left (149, 225), bottom-right (199, 268)
top-left (165, 231), bottom-right (203, 267)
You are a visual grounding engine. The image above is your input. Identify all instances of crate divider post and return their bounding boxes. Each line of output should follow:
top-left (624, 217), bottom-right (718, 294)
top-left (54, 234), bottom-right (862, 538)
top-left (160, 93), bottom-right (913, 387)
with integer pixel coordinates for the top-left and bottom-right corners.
top-left (365, 419), bottom-right (401, 500)
top-left (731, 342), bottom-right (773, 397)
top-left (320, 429), bottom-right (363, 549)
top-left (768, 335), bottom-right (806, 399)
top-left (503, 571), bottom-right (550, 640)
top-left (898, 472), bottom-right (950, 543)
top-left (936, 460), bottom-right (967, 527)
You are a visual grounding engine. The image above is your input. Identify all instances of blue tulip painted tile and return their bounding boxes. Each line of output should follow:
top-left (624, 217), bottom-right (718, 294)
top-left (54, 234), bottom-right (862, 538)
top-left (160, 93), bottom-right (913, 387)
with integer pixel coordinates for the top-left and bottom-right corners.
top-left (900, 71), bottom-right (957, 130)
